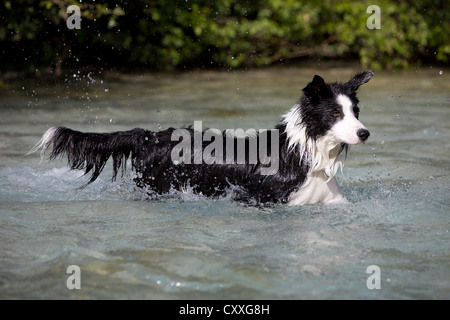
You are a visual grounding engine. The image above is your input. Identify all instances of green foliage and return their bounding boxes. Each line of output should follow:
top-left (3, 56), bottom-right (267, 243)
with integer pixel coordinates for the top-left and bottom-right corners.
top-left (0, 0), bottom-right (448, 74)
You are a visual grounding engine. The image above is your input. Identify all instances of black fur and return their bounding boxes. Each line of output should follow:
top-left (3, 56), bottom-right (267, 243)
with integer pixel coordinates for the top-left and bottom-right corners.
top-left (46, 125), bottom-right (308, 204)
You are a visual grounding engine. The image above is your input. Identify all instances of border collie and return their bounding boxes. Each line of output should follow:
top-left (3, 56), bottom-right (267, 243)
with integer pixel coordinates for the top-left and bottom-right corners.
top-left (29, 70), bottom-right (373, 205)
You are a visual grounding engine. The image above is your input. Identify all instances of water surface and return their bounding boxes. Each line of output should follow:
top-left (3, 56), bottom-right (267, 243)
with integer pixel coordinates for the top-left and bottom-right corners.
top-left (0, 65), bottom-right (449, 299)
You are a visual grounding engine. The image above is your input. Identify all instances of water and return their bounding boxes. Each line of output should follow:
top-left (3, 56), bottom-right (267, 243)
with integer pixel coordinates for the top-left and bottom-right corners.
top-left (0, 65), bottom-right (449, 299)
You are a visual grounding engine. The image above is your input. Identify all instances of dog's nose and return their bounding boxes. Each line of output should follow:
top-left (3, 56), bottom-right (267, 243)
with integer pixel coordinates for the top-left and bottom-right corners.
top-left (357, 129), bottom-right (370, 142)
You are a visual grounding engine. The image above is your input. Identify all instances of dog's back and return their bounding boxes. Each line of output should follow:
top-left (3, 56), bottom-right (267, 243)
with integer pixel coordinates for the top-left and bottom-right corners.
top-left (30, 125), bottom-right (307, 204)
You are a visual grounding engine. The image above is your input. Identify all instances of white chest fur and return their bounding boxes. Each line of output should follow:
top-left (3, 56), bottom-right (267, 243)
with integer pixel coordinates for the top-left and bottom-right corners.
top-left (281, 104), bottom-right (352, 205)
top-left (287, 171), bottom-right (346, 205)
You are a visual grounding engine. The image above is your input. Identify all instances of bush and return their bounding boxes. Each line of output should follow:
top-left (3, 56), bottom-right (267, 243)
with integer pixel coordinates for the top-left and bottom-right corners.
top-left (0, 0), bottom-right (448, 74)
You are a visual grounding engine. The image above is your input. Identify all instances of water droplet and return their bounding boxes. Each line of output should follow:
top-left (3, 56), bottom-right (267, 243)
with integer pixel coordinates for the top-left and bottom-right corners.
top-left (105, 88), bottom-right (109, 92)
top-left (439, 70), bottom-right (443, 75)
top-left (109, 118), bottom-right (113, 123)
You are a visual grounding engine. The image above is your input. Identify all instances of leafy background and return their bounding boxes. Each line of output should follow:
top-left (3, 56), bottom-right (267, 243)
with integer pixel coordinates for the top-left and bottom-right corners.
top-left (1, 0), bottom-right (449, 75)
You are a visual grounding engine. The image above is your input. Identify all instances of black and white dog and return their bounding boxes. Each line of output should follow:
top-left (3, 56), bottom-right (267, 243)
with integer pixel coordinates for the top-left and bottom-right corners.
top-left (29, 71), bottom-right (373, 205)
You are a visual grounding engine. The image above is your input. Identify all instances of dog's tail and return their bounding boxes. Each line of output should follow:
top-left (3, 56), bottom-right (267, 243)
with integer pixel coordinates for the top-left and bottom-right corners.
top-left (28, 126), bottom-right (146, 185)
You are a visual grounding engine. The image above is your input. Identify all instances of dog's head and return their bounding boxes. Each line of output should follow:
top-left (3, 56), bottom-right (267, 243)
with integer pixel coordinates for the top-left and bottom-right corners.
top-left (300, 70), bottom-right (373, 145)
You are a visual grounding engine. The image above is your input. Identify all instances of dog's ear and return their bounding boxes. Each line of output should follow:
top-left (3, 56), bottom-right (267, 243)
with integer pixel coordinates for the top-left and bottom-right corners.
top-left (346, 70), bottom-right (374, 94)
top-left (302, 75), bottom-right (327, 102)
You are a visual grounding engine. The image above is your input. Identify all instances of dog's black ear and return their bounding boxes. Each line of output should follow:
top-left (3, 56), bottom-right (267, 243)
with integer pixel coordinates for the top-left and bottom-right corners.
top-left (302, 75), bottom-right (327, 101)
top-left (347, 70), bottom-right (374, 93)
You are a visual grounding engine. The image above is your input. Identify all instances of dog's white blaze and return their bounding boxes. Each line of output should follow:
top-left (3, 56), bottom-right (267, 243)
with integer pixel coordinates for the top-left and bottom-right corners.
top-left (331, 94), bottom-right (367, 145)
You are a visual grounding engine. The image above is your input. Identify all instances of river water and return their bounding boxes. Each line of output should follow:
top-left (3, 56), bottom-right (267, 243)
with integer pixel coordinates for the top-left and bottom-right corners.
top-left (0, 64), bottom-right (449, 299)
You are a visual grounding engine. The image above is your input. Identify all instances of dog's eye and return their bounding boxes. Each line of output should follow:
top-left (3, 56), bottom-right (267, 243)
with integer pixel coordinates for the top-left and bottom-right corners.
top-left (333, 111), bottom-right (341, 117)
